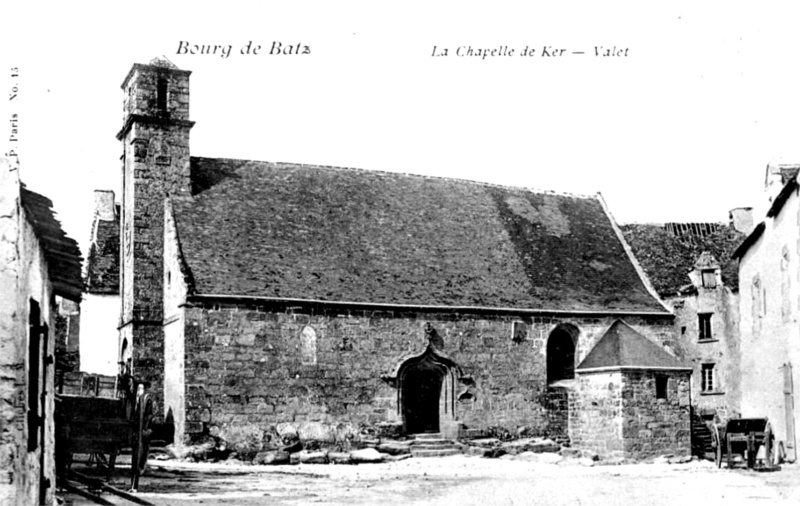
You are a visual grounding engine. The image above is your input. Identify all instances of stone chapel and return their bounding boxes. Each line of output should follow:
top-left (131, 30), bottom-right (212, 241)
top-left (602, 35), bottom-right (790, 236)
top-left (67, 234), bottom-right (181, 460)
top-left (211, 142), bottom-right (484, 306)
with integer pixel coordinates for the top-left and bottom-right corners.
top-left (103, 58), bottom-right (692, 458)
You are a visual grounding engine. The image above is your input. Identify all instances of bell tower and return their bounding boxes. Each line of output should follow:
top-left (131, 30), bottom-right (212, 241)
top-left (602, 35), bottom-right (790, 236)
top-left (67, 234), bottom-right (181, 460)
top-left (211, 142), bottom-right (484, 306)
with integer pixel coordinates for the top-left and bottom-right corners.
top-left (117, 57), bottom-right (194, 406)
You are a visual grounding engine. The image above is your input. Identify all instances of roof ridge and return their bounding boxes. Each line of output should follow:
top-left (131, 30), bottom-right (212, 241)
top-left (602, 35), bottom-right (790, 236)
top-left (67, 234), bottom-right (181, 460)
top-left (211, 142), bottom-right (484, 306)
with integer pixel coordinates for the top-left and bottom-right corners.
top-left (189, 155), bottom-right (598, 200)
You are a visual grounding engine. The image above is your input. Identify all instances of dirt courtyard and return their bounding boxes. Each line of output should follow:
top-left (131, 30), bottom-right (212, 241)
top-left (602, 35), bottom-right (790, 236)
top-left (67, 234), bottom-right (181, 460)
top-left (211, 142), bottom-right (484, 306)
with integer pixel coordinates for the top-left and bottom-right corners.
top-left (64, 456), bottom-right (800, 506)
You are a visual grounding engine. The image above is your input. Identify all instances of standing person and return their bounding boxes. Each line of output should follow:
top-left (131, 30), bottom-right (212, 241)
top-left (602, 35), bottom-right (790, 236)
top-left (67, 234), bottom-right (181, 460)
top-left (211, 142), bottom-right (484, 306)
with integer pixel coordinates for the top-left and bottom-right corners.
top-left (129, 380), bottom-right (154, 493)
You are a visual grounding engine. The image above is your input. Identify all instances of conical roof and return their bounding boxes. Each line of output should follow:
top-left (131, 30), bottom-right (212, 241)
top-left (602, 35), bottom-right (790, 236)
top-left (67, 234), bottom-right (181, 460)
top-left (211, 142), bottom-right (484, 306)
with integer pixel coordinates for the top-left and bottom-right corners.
top-left (577, 320), bottom-right (691, 372)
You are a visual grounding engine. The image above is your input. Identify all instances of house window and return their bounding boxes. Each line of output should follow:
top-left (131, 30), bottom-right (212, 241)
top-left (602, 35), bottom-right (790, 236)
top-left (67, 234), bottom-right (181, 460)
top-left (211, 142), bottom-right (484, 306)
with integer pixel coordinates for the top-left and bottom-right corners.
top-left (698, 313), bottom-right (712, 340)
top-left (300, 326), bottom-right (317, 365)
top-left (656, 375), bottom-right (668, 399)
top-left (701, 269), bottom-right (717, 288)
top-left (511, 321), bottom-right (528, 343)
top-left (701, 363), bottom-right (715, 392)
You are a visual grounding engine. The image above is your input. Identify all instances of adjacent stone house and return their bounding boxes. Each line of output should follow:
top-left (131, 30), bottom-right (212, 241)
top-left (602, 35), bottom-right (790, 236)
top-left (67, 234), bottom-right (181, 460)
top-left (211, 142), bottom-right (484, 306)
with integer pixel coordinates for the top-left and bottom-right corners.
top-left (0, 157), bottom-right (82, 506)
top-left (621, 221), bottom-right (747, 424)
top-left (734, 165), bottom-right (800, 463)
top-left (107, 58), bottom-right (691, 458)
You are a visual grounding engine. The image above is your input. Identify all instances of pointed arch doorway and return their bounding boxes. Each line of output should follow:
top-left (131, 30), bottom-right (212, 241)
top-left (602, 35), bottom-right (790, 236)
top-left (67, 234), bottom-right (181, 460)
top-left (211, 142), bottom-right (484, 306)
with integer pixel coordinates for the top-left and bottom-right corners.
top-left (390, 345), bottom-right (464, 435)
top-left (402, 357), bottom-right (446, 433)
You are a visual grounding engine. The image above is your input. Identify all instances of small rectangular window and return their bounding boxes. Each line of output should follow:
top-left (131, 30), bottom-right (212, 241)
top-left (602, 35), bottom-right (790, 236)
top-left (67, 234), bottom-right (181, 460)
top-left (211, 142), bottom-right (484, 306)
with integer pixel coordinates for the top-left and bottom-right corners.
top-left (656, 375), bottom-right (668, 399)
top-left (698, 313), bottom-right (712, 340)
top-left (701, 270), bottom-right (717, 288)
top-left (512, 321), bottom-right (528, 343)
top-left (701, 363), bottom-right (715, 392)
top-left (157, 78), bottom-right (168, 111)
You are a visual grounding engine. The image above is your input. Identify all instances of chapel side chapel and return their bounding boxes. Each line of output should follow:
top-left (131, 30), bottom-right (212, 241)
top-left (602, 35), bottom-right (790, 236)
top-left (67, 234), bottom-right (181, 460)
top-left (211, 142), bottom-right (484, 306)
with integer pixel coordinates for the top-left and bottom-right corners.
top-left (111, 58), bottom-right (692, 458)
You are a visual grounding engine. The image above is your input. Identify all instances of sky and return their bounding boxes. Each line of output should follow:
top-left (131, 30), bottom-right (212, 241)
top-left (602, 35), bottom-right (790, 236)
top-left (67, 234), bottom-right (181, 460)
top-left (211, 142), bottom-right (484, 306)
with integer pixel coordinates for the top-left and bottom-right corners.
top-left (3, 1), bottom-right (800, 256)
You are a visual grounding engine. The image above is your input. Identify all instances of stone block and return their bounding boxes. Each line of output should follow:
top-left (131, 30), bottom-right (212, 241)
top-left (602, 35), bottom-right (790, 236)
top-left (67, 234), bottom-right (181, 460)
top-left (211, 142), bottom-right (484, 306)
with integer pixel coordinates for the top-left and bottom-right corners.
top-left (349, 448), bottom-right (385, 463)
top-left (466, 446), bottom-right (491, 457)
top-left (500, 438), bottom-right (561, 455)
top-left (328, 452), bottom-right (353, 464)
top-left (441, 420), bottom-right (463, 440)
top-left (254, 450), bottom-right (291, 465)
top-left (291, 450), bottom-right (329, 464)
top-left (377, 441), bottom-right (412, 455)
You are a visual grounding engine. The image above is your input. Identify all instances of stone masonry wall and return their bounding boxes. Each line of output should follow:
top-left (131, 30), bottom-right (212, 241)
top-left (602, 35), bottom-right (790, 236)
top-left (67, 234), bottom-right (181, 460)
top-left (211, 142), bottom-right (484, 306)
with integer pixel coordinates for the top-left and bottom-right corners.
top-left (176, 298), bottom-right (673, 443)
top-left (621, 371), bottom-right (692, 459)
top-left (568, 372), bottom-right (624, 457)
top-left (569, 370), bottom-right (691, 460)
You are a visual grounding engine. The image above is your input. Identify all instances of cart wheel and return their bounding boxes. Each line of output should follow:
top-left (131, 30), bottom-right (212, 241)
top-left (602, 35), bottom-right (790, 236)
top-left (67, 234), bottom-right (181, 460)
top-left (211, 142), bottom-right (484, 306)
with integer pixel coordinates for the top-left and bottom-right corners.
top-left (712, 425), bottom-right (723, 468)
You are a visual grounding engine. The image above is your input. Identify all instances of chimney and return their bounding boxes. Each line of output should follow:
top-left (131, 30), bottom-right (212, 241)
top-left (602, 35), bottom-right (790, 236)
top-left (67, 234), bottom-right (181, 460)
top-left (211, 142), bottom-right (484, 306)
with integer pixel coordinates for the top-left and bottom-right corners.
top-left (728, 207), bottom-right (754, 235)
top-left (93, 190), bottom-right (116, 221)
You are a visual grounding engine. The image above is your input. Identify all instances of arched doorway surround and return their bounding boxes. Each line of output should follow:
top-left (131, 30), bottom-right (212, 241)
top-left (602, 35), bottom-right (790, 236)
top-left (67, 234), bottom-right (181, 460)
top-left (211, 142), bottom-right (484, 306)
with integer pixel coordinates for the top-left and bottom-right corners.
top-left (384, 344), bottom-right (465, 435)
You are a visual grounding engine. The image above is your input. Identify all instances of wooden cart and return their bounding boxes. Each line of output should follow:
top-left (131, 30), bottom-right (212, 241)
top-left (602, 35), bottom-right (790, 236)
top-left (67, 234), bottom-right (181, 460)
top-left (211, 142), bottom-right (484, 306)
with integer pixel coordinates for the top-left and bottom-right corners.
top-left (709, 418), bottom-right (773, 469)
top-left (56, 394), bottom-right (130, 480)
top-left (55, 380), bottom-right (174, 483)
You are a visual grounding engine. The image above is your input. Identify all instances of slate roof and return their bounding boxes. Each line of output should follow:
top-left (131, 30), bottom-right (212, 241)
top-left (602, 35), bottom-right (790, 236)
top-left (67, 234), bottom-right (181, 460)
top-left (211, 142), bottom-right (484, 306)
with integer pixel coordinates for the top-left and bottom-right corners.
top-left (620, 224), bottom-right (744, 296)
top-left (85, 216), bottom-right (120, 294)
top-left (576, 320), bottom-right (690, 371)
top-left (20, 187), bottom-right (83, 301)
top-left (171, 157), bottom-right (667, 313)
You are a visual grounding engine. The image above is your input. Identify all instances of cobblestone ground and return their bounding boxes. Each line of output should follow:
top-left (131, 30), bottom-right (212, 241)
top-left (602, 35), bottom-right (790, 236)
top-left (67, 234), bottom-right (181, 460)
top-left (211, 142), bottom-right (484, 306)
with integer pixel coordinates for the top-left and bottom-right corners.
top-left (63, 456), bottom-right (800, 506)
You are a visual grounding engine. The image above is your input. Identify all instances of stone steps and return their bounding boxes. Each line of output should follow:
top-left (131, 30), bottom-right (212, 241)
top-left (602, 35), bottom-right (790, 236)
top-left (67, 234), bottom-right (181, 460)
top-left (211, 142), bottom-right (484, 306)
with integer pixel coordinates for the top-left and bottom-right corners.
top-left (413, 432), bottom-right (446, 440)
top-left (411, 443), bottom-right (453, 450)
top-left (411, 448), bottom-right (462, 458)
top-left (408, 433), bottom-right (462, 458)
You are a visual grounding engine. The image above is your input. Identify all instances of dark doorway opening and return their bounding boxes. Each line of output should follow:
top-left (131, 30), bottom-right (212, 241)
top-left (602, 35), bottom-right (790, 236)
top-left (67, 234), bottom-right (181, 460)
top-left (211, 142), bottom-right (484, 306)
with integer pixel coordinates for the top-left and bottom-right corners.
top-left (402, 360), bottom-right (444, 434)
top-left (547, 326), bottom-right (576, 384)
